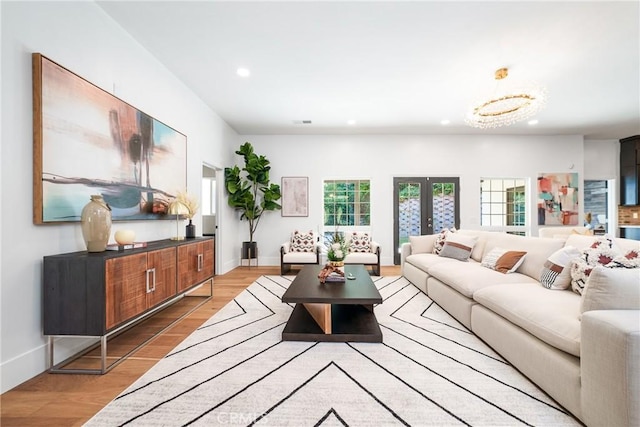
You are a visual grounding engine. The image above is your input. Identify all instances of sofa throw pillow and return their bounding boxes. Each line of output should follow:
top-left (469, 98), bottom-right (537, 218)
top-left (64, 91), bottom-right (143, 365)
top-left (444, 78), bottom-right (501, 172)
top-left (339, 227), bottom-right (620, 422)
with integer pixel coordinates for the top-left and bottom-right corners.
top-left (409, 235), bottom-right (436, 254)
top-left (290, 230), bottom-right (315, 252)
top-left (349, 232), bottom-right (371, 253)
top-left (540, 245), bottom-right (581, 290)
top-left (481, 247), bottom-right (526, 274)
top-left (605, 249), bottom-right (640, 269)
top-left (433, 227), bottom-right (456, 255)
top-left (494, 251), bottom-right (527, 274)
top-left (481, 247), bottom-right (506, 269)
top-left (580, 266), bottom-right (640, 314)
top-left (570, 238), bottom-right (620, 295)
top-left (438, 233), bottom-right (477, 262)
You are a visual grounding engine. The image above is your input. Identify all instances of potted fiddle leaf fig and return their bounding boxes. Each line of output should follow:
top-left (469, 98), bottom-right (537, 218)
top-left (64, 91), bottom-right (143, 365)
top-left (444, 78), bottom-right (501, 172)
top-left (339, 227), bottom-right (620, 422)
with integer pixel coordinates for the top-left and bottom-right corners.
top-left (225, 142), bottom-right (281, 260)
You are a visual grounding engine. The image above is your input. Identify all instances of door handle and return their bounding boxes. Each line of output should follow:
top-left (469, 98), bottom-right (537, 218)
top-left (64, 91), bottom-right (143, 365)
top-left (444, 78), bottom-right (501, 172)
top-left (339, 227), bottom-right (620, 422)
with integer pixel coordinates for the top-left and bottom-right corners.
top-left (197, 254), bottom-right (203, 272)
top-left (146, 268), bottom-right (156, 293)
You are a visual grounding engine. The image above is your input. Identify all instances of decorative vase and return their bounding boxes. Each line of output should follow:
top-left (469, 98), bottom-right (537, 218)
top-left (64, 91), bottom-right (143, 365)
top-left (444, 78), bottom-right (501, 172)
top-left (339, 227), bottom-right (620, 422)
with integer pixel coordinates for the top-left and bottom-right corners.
top-left (185, 219), bottom-right (196, 238)
top-left (81, 195), bottom-right (112, 252)
top-left (328, 260), bottom-right (345, 273)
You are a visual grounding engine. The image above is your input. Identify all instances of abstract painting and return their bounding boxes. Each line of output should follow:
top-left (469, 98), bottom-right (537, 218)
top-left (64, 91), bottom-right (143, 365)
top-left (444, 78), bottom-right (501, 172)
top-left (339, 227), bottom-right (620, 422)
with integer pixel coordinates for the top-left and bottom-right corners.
top-left (33, 53), bottom-right (186, 223)
top-left (537, 172), bottom-right (579, 225)
top-left (281, 176), bottom-right (309, 217)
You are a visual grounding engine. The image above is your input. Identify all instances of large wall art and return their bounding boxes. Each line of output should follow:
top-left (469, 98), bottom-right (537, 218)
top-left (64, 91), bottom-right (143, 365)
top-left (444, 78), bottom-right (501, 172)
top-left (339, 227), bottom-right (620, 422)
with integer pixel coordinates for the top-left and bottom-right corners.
top-left (537, 172), bottom-right (579, 226)
top-left (281, 176), bottom-right (309, 217)
top-left (32, 53), bottom-right (187, 223)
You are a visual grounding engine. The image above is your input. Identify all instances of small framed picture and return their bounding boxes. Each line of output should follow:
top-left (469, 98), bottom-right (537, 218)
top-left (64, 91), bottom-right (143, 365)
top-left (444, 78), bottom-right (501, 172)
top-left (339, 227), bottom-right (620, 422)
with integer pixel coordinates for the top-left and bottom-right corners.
top-left (281, 177), bottom-right (309, 217)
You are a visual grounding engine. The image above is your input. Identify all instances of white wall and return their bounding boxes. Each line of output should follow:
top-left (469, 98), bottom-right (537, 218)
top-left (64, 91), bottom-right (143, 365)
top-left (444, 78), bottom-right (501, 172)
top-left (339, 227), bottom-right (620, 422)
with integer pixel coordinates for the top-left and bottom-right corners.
top-left (240, 134), bottom-right (590, 266)
top-left (0, 1), bottom-right (239, 393)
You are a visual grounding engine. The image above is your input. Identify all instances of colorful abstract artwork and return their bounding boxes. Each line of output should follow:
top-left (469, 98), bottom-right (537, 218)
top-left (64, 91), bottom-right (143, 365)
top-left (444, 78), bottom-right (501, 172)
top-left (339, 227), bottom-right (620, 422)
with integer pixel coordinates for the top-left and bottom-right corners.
top-left (537, 173), bottom-right (579, 225)
top-left (33, 53), bottom-right (186, 223)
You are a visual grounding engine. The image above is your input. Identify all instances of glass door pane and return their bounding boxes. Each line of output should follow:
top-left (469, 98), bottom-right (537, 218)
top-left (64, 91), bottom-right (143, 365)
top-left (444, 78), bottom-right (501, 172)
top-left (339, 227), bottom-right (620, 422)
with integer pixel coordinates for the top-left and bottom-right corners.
top-left (394, 177), bottom-right (460, 264)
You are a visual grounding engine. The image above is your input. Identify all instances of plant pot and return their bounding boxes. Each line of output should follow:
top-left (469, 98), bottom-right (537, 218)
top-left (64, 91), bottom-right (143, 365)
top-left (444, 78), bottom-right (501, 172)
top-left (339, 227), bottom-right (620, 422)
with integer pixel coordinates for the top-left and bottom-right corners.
top-left (242, 241), bottom-right (258, 259)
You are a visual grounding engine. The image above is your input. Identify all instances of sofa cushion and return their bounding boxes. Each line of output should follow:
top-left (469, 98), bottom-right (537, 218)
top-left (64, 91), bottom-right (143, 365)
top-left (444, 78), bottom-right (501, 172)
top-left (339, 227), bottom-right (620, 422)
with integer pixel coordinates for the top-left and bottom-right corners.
top-left (428, 262), bottom-right (537, 298)
top-left (344, 252), bottom-right (377, 264)
top-left (409, 234), bottom-right (437, 254)
top-left (433, 227), bottom-right (456, 254)
top-left (473, 283), bottom-right (582, 357)
top-left (581, 266), bottom-right (640, 314)
top-left (439, 233), bottom-right (477, 261)
top-left (457, 230), bottom-right (496, 262)
top-left (405, 253), bottom-right (460, 274)
top-left (481, 247), bottom-right (527, 274)
top-left (540, 245), bottom-right (581, 290)
top-left (348, 232), bottom-right (371, 253)
top-left (482, 233), bottom-right (564, 281)
top-left (290, 230), bottom-right (315, 252)
top-left (282, 252), bottom-right (316, 263)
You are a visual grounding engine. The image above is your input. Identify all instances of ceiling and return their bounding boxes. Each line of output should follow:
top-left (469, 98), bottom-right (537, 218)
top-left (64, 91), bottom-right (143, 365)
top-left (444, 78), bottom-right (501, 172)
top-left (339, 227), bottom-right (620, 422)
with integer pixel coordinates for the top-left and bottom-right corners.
top-left (97, 1), bottom-right (640, 139)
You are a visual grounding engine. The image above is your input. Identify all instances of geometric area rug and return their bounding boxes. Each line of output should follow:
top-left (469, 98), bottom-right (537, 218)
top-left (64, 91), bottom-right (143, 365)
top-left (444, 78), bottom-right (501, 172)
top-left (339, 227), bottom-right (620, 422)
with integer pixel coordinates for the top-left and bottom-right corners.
top-left (85, 276), bottom-right (581, 426)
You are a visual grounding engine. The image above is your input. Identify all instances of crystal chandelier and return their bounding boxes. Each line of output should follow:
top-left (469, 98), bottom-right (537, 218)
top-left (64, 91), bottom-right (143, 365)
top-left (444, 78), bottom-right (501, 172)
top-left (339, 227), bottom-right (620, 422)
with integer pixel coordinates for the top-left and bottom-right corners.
top-left (465, 68), bottom-right (547, 129)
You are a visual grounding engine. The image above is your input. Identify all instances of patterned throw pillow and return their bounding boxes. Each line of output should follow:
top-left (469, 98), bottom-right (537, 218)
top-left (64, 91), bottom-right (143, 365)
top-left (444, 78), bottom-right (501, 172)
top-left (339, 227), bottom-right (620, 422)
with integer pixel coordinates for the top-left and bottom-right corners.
top-left (606, 249), bottom-right (640, 268)
top-left (570, 236), bottom-right (619, 295)
top-left (349, 232), bottom-right (371, 253)
top-left (433, 227), bottom-right (456, 255)
top-left (290, 230), bottom-right (315, 252)
top-left (438, 233), bottom-right (477, 262)
top-left (539, 245), bottom-right (581, 290)
top-left (481, 247), bottom-right (527, 274)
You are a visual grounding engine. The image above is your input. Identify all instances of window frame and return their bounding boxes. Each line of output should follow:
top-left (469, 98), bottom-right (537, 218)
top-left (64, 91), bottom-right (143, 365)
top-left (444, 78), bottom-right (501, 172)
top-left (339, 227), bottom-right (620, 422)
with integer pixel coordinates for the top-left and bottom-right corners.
top-left (480, 177), bottom-right (528, 234)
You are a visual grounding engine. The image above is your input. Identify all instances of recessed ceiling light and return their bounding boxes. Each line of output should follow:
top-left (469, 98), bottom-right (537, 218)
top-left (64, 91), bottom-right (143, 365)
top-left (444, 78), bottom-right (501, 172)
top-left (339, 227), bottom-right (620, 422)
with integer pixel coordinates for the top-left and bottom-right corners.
top-left (440, 119), bottom-right (451, 125)
top-left (236, 68), bottom-right (250, 77)
top-left (347, 119), bottom-right (356, 125)
top-left (528, 119), bottom-right (539, 125)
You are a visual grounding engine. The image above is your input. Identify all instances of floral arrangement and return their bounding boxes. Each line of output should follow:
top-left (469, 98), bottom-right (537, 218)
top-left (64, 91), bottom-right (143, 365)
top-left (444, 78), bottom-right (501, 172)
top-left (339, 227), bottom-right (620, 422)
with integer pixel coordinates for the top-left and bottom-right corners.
top-left (326, 231), bottom-right (348, 262)
top-left (170, 191), bottom-right (199, 219)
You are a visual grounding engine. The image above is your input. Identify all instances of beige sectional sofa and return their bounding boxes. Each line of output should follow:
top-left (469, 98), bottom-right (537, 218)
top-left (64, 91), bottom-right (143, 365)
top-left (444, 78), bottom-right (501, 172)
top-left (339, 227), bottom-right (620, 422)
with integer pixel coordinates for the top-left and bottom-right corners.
top-left (400, 230), bottom-right (640, 426)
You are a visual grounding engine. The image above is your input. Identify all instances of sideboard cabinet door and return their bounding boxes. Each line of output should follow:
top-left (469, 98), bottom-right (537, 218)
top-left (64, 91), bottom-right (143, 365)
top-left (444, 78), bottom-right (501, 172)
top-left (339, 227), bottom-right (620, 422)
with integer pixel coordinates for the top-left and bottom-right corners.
top-left (177, 240), bottom-right (214, 292)
top-left (104, 247), bottom-right (177, 330)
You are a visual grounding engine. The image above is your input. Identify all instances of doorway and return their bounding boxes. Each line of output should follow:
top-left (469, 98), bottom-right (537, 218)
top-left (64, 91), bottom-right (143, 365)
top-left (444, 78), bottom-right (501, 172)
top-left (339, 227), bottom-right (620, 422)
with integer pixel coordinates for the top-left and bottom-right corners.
top-left (202, 163), bottom-right (221, 274)
top-left (393, 177), bottom-right (460, 264)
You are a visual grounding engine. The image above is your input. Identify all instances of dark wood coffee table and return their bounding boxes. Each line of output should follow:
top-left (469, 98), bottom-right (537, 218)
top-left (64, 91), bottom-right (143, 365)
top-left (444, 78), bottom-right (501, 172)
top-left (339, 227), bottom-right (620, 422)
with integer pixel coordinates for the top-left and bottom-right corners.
top-left (281, 264), bottom-right (382, 342)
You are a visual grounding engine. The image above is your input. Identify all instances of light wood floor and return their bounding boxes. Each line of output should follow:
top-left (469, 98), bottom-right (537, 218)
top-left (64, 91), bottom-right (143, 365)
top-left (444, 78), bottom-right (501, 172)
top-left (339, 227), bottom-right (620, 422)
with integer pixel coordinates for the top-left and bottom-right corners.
top-left (0, 265), bottom-right (401, 427)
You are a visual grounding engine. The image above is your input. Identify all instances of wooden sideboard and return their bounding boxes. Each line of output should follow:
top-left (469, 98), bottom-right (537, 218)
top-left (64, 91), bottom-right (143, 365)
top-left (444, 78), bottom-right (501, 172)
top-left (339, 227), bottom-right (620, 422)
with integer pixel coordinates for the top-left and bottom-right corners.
top-left (43, 237), bottom-right (214, 373)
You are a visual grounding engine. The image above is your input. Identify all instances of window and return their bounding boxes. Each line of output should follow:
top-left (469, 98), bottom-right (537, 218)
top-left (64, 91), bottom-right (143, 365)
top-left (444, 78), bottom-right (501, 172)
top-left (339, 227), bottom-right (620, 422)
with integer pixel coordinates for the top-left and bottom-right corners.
top-left (481, 178), bottom-right (526, 233)
top-left (323, 180), bottom-right (370, 227)
top-left (201, 177), bottom-right (216, 215)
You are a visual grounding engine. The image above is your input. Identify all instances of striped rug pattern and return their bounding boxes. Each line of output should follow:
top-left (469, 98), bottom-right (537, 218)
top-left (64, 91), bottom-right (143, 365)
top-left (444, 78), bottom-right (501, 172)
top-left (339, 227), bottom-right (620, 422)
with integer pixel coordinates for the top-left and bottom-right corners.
top-left (86, 276), bottom-right (580, 426)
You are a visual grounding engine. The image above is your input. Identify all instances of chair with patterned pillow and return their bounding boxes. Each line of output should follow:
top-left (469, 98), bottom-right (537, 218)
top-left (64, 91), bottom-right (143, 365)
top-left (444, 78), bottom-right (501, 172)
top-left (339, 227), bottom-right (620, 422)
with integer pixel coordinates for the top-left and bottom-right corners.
top-left (343, 231), bottom-right (381, 276)
top-left (280, 230), bottom-right (320, 275)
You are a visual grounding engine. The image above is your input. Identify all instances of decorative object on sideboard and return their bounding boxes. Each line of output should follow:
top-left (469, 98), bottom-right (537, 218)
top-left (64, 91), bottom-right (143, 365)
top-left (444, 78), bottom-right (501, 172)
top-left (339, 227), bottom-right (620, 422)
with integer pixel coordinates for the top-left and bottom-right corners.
top-left (114, 229), bottom-right (136, 245)
top-left (465, 67), bottom-right (546, 129)
top-left (225, 142), bottom-right (282, 259)
top-left (169, 199), bottom-right (189, 241)
top-left (175, 191), bottom-right (199, 238)
top-left (80, 195), bottom-right (112, 252)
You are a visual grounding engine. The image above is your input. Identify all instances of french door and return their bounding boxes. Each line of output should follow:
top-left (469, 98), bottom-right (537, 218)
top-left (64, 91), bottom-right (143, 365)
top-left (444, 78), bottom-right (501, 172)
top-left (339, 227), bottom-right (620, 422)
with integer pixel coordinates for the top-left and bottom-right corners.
top-left (393, 177), bottom-right (460, 264)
